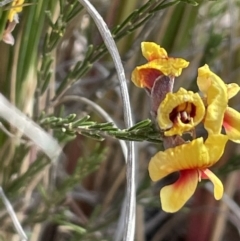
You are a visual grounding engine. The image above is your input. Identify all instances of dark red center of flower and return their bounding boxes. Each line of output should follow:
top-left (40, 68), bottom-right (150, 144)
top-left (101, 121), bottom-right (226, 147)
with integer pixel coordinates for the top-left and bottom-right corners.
top-left (169, 102), bottom-right (196, 124)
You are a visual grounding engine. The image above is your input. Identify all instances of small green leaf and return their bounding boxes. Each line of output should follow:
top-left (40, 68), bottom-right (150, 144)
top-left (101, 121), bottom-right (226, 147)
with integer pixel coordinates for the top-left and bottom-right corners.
top-left (66, 113), bottom-right (77, 122)
top-left (71, 116), bottom-right (91, 127)
top-left (128, 119), bottom-right (152, 131)
top-left (90, 122), bottom-right (114, 130)
top-left (151, 0), bottom-right (180, 12)
top-left (180, 0), bottom-right (199, 6)
top-left (80, 131), bottom-right (104, 141)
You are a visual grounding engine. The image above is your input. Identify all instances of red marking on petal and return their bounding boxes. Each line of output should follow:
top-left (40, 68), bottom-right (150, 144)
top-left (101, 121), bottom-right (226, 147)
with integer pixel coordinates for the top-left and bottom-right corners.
top-left (223, 114), bottom-right (232, 131)
top-left (139, 68), bottom-right (162, 89)
top-left (175, 170), bottom-right (196, 187)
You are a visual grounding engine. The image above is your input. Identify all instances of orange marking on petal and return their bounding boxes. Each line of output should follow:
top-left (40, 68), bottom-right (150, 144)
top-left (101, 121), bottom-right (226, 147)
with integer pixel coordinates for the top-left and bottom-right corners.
top-left (223, 114), bottom-right (231, 131)
top-left (222, 107), bottom-right (240, 143)
top-left (160, 169), bottom-right (198, 212)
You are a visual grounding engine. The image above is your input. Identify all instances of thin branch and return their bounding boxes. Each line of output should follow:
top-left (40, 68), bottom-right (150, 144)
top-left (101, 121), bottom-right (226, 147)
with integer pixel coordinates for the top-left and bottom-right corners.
top-left (0, 187), bottom-right (27, 241)
top-left (77, 1), bottom-right (136, 240)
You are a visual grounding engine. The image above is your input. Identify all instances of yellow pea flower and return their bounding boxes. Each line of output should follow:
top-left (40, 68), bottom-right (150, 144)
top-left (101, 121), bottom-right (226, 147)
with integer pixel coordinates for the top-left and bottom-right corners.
top-left (148, 134), bottom-right (228, 213)
top-left (8, 0), bottom-right (25, 22)
top-left (197, 65), bottom-right (240, 142)
top-left (131, 42), bottom-right (189, 89)
top-left (157, 88), bottom-right (205, 136)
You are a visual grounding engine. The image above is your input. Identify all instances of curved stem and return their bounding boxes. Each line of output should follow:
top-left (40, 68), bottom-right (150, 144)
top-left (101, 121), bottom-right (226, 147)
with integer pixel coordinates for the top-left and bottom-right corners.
top-left (77, 1), bottom-right (136, 240)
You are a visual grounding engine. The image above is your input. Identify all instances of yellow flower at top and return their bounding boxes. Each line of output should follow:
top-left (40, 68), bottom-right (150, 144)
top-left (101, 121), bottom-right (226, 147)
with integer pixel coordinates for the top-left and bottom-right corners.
top-left (197, 65), bottom-right (240, 143)
top-left (148, 134), bottom-right (228, 213)
top-left (8, 0), bottom-right (25, 22)
top-left (131, 42), bottom-right (189, 89)
top-left (157, 88), bottom-right (205, 136)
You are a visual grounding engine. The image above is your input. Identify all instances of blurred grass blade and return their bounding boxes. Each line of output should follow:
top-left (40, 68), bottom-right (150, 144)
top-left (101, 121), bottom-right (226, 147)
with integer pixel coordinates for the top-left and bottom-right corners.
top-left (151, 0), bottom-right (180, 12)
top-left (0, 94), bottom-right (62, 162)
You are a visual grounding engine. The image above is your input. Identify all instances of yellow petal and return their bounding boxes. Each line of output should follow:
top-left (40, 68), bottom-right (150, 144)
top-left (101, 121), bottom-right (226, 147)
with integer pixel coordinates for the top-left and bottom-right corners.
top-left (148, 138), bottom-right (209, 182)
top-left (197, 64), bottom-right (226, 95)
top-left (131, 43), bottom-right (189, 88)
top-left (227, 83), bottom-right (240, 99)
top-left (223, 107), bottom-right (240, 143)
top-left (204, 86), bottom-right (227, 134)
top-left (197, 65), bottom-right (228, 134)
top-left (204, 78), bottom-right (228, 134)
top-left (160, 170), bottom-right (198, 212)
top-left (150, 58), bottom-right (189, 77)
top-left (141, 42), bottom-right (168, 61)
top-left (197, 64), bottom-right (212, 96)
top-left (157, 88), bottom-right (205, 136)
top-left (8, 12), bottom-right (15, 22)
top-left (201, 169), bottom-right (223, 200)
top-left (8, 0), bottom-right (24, 22)
top-left (131, 57), bottom-right (188, 88)
top-left (204, 134), bottom-right (228, 165)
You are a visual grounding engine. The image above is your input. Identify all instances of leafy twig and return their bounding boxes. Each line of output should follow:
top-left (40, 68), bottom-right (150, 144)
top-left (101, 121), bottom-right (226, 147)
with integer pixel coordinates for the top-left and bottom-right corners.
top-left (53, 95), bottom-right (128, 161)
top-left (40, 113), bottom-right (162, 143)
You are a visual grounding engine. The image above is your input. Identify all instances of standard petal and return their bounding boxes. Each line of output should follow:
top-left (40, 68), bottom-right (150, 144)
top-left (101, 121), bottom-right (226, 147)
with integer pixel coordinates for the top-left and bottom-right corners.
top-left (223, 107), bottom-right (240, 143)
top-left (148, 138), bottom-right (209, 181)
top-left (149, 58), bottom-right (189, 77)
top-left (201, 169), bottom-right (223, 200)
top-left (131, 57), bottom-right (188, 88)
top-left (131, 43), bottom-right (189, 88)
top-left (204, 134), bottom-right (228, 165)
top-left (160, 169), bottom-right (198, 212)
top-left (141, 42), bottom-right (168, 61)
top-left (227, 83), bottom-right (240, 99)
top-left (170, 58), bottom-right (190, 75)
